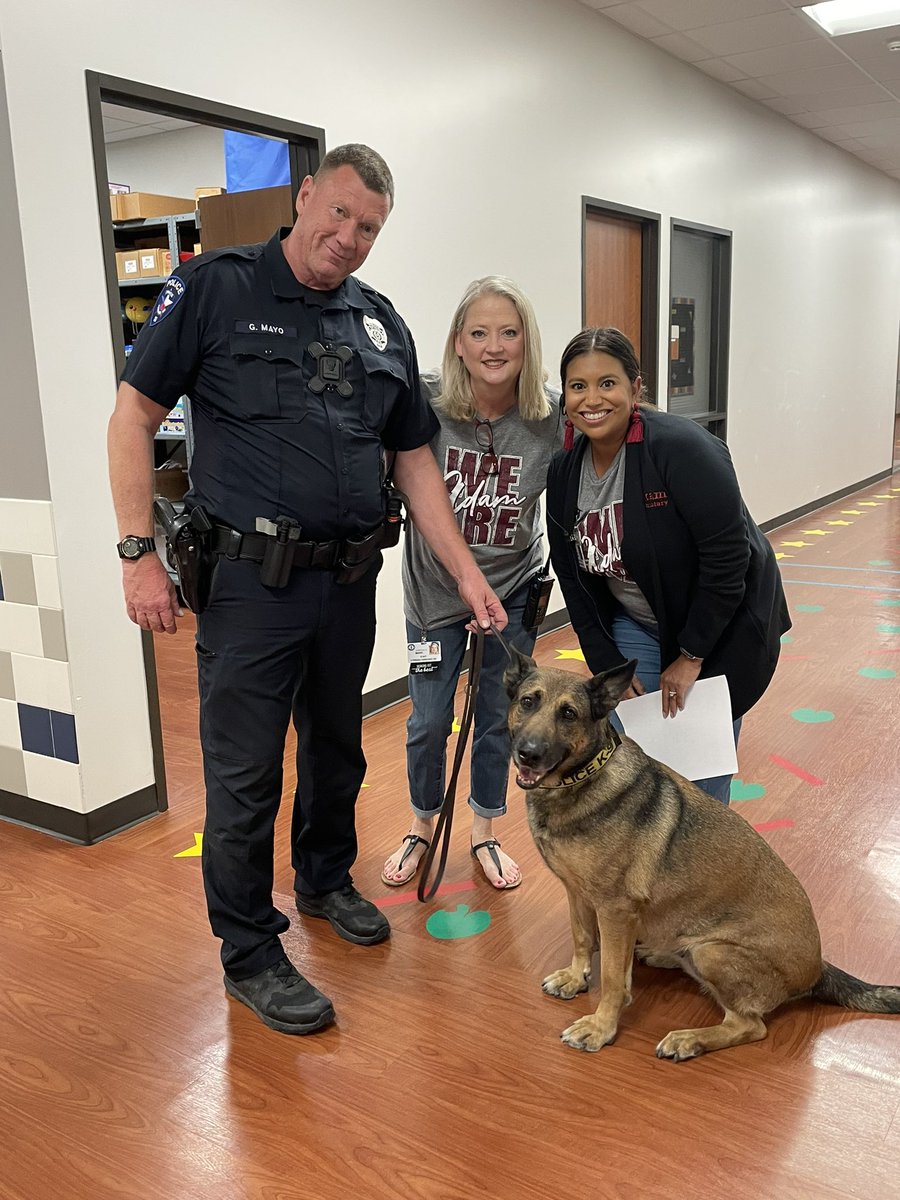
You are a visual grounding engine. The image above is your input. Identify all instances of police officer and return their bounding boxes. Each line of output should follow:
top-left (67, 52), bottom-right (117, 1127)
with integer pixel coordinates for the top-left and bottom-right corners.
top-left (107, 144), bottom-right (507, 1036)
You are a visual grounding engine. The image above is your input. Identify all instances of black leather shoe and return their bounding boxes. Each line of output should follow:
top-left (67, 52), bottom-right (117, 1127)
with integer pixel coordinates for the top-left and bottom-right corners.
top-left (224, 959), bottom-right (335, 1034)
top-left (295, 885), bottom-right (391, 945)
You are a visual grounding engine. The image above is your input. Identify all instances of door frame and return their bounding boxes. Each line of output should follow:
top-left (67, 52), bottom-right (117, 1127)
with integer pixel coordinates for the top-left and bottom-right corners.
top-left (668, 217), bottom-right (732, 439)
top-left (581, 196), bottom-right (660, 395)
top-left (86, 72), bottom-right (325, 816)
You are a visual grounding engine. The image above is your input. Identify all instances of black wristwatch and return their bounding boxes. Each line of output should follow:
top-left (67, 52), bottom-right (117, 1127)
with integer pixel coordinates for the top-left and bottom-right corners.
top-left (117, 535), bottom-right (157, 561)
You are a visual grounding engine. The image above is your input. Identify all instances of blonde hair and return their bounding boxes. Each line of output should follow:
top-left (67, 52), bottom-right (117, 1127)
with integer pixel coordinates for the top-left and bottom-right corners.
top-left (436, 276), bottom-right (550, 422)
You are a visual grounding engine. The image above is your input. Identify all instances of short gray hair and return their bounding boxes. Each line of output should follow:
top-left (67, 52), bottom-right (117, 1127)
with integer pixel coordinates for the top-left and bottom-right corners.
top-left (315, 143), bottom-right (394, 206)
top-left (437, 276), bottom-right (550, 422)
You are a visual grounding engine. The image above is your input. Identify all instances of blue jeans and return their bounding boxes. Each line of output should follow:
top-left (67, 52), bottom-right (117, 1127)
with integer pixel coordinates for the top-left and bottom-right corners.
top-left (406, 582), bottom-right (536, 818)
top-left (609, 610), bottom-right (739, 806)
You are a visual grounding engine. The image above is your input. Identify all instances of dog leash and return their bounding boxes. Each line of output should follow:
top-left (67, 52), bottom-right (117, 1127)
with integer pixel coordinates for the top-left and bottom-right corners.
top-left (416, 626), bottom-right (489, 902)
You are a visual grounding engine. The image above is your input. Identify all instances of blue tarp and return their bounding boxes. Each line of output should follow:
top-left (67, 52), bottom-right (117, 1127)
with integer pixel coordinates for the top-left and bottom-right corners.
top-left (223, 131), bottom-right (290, 193)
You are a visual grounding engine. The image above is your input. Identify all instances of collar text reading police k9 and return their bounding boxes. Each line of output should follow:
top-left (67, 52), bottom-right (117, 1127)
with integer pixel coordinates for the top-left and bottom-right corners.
top-left (308, 342), bottom-right (353, 397)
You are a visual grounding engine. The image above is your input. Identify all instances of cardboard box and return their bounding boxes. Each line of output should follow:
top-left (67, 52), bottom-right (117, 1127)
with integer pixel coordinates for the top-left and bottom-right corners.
top-left (113, 192), bottom-right (195, 220)
top-left (194, 187), bottom-right (225, 200)
top-left (117, 250), bottom-right (141, 280)
top-left (153, 465), bottom-right (189, 501)
top-left (138, 248), bottom-right (172, 278)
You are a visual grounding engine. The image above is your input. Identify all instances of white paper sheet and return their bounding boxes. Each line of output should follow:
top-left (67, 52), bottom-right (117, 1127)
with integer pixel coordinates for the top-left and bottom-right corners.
top-left (615, 675), bottom-right (737, 781)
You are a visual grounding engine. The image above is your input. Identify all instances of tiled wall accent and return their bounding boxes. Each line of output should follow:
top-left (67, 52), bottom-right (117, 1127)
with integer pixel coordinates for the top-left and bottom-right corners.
top-left (0, 497), bottom-right (80, 811)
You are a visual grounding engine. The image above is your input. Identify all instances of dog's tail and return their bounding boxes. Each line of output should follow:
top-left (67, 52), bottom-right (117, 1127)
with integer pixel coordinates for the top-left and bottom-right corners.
top-left (811, 962), bottom-right (900, 1013)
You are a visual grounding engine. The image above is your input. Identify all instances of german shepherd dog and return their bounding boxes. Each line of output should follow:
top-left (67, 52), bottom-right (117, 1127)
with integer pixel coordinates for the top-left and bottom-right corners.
top-left (504, 650), bottom-right (900, 1060)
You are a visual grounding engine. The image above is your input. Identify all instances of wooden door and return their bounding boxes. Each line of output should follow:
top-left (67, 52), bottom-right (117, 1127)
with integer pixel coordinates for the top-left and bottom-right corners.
top-left (584, 211), bottom-right (643, 348)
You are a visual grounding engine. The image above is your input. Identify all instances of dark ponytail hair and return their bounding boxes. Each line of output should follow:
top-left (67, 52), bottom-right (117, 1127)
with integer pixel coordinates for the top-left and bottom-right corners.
top-left (559, 327), bottom-right (651, 403)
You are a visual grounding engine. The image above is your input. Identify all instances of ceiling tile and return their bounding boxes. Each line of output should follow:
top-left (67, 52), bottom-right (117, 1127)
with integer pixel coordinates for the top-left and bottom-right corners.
top-left (756, 63), bottom-right (869, 95)
top-left (793, 100), bottom-right (900, 128)
top-left (730, 77), bottom-right (780, 100)
top-left (101, 103), bottom-right (162, 125)
top-left (722, 39), bottom-right (845, 77)
top-left (601, 4), bottom-right (674, 37)
top-left (684, 10), bottom-right (823, 56)
top-left (693, 57), bottom-right (747, 81)
top-left (649, 31), bottom-right (712, 62)
top-left (762, 95), bottom-right (810, 115)
top-left (788, 83), bottom-right (894, 109)
top-left (825, 116), bottom-right (900, 139)
top-left (635, 0), bottom-right (784, 29)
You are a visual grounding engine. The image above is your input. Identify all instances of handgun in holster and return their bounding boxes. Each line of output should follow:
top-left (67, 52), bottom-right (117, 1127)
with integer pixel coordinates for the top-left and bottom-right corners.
top-left (153, 498), bottom-right (214, 613)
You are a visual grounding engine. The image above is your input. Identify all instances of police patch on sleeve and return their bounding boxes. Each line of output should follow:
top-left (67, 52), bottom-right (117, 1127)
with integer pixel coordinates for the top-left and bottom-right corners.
top-left (149, 276), bottom-right (186, 327)
top-left (363, 314), bottom-right (388, 352)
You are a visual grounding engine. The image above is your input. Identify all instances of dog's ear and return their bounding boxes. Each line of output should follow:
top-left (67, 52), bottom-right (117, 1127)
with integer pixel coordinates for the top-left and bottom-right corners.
top-left (585, 659), bottom-right (638, 720)
top-left (503, 645), bottom-right (538, 698)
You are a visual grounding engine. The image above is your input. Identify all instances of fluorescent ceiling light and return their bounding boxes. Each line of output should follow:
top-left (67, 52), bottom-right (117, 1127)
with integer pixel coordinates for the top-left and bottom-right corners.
top-left (802, 1), bottom-right (900, 36)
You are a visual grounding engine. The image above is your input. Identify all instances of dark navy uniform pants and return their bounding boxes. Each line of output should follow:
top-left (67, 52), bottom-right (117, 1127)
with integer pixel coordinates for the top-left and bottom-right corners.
top-left (195, 554), bottom-right (380, 979)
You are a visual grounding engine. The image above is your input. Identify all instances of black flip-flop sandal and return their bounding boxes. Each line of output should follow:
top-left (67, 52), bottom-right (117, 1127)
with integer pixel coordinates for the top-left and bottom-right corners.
top-left (471, 838), bottom-right (523, 890)
top-left (381, 834), bottom-right (431, 887)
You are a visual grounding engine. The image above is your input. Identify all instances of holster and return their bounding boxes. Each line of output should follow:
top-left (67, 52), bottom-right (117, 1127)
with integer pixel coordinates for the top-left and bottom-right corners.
top-left (153, 499), bottom-right (214, 614)
top-left (334, 483), bottom-right (406, 585)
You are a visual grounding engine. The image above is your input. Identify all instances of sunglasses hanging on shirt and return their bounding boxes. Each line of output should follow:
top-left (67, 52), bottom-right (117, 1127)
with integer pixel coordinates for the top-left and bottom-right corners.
top-left (473, 417), bottom-right (499, 476)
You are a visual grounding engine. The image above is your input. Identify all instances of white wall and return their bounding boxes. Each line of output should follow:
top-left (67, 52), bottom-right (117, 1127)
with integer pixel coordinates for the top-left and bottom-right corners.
top-left (1, 0), bottom-right (899, 813)
top-left (105, 124), bottom-right (225, 196)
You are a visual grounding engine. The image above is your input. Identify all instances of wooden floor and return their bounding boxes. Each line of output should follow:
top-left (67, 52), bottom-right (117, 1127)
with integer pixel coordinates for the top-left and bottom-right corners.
top-left (2, 464), bottom-right (900, 1200)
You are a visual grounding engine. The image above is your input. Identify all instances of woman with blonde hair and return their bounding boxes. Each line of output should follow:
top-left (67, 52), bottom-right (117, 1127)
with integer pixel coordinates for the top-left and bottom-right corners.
top-left (382, 277), bottom-right (561, 890)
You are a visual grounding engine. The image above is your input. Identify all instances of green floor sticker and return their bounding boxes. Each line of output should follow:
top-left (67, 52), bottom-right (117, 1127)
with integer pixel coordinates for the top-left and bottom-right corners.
top-left (730, 780), bottom-right (766, 801)
top-left (878, 624), bottom-right (900, 634)
top-left (858, 667), bottom-right (896, 680)
top-left (791, 708), bottom-right (834, 724)
top-left (426, 904), bottom-right (491, 940)
top-left (780, 634), bottom-right (793, 644)
top-left (876, 599), bottom-right (900, 607)
top-left (795, 604), bottom-right (824, 613)
top-left (869, 560), bottom-right (893, 567)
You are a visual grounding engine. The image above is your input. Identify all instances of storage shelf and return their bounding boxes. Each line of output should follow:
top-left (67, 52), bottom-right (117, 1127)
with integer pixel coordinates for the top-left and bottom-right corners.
top-left (119, 276), bottom-right (169, 287)
top-left (112, 212), bottom-right (197, 229)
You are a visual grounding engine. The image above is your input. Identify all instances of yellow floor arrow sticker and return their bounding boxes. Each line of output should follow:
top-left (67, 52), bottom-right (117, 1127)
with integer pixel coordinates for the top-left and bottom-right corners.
top-left (175, 833), bottom-right (203, 858)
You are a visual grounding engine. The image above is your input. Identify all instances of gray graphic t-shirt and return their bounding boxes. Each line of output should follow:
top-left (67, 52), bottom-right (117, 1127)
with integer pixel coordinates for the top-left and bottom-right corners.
top-left (402, 371), bottom-right (563, 630)
top-left (575, 446), bottom-right (657, 630)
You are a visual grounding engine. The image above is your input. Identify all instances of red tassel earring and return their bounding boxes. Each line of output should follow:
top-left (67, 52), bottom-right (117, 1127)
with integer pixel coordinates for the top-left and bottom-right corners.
top-left (564, 419), bottom-right (575, 451)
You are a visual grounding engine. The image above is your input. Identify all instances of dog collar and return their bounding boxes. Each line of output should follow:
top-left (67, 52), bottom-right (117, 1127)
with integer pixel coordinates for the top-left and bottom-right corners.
top-left (548, 731), bottom-right (621, 788)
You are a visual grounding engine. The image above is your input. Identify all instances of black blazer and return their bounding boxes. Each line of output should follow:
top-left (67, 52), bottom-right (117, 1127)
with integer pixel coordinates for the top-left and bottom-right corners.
top-left (546, 408), bottom-right (790, 719)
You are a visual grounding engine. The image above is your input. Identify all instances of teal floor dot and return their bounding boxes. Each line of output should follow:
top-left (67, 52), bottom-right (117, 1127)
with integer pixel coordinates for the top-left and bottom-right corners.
top-left (791, 708), bottom-right (834, 724)
top-left (858, 667), bottom-right (896, 680)
top-left (876, 599), bottom-right (900, 607)
top-left (730, 780), bottom-right (766, 801)
top-left (426, 904), bottom-right (491, 940)
top-left (795, 604), bottom-right (824, 613)
top-left (780, 634), bottom-right (793, 644)
top-left (878, 624), bottom-right (900, 634)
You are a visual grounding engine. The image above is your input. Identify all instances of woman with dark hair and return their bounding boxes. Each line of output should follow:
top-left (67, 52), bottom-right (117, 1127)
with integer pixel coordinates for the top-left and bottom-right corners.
top-left (381, 277), bottom-right (562, 889)
top-left (546, 327), bottom-right (789, 804)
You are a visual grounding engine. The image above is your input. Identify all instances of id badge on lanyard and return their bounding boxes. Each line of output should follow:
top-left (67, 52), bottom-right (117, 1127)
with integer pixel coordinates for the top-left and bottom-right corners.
top-left (408, 638), bottom-right (441, 675)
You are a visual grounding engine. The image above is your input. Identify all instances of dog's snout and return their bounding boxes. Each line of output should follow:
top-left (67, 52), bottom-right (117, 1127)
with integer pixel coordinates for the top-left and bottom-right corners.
top-left (514, 739), bottom-right (545, 768)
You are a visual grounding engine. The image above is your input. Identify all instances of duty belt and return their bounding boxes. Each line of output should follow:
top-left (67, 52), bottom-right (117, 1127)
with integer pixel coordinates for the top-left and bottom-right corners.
top-left (210, 525), bottom-right (343, 570)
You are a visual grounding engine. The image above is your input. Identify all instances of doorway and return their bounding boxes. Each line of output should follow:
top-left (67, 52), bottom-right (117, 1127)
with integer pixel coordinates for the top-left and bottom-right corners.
top-left (86, 72), bottom-right (325, 813)
top-left (582, 198), bottom-right (660, 395)
top-left (668, 220), bottom-right (732, 440)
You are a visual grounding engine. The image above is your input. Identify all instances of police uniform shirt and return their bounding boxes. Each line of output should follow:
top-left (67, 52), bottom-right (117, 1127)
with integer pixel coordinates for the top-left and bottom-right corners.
top-left (121, 228), bottom-right (438, 540)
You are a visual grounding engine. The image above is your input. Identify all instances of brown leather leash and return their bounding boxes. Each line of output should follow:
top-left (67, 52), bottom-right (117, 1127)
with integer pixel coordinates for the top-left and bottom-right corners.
top-left (417, 627), bottom-right (486, 902)
top-left (417, 624), bottom-right (515, 902)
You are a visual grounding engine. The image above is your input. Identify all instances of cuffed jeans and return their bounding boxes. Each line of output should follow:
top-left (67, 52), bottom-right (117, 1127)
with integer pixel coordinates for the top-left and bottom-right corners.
top-left (609, 610), bottom-right (739, 805)
top-left (406, 582), bottom-right (536, 818)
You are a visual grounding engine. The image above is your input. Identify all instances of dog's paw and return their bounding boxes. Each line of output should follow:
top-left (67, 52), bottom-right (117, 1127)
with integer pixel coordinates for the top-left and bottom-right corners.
top-left (560, 1016), bottom-right (617, 1052)
top-left (655, 1029), bottom-right (707, 1062)
top-left (542, 967), bottom-right (589, 1000)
